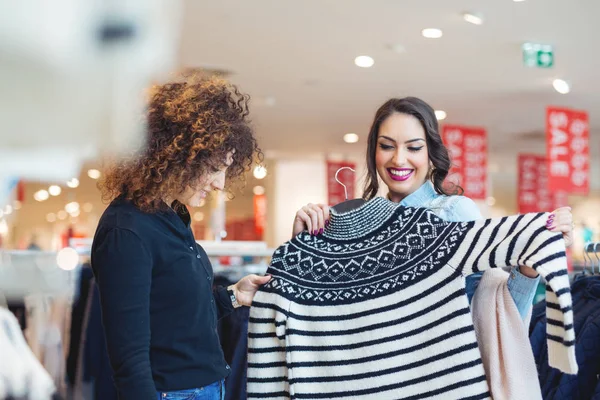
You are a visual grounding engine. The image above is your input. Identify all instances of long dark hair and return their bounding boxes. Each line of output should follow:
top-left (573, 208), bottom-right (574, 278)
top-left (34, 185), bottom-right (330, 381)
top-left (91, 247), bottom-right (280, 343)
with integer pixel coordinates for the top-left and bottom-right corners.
top-left (363, 97), bottom-right (462, 200)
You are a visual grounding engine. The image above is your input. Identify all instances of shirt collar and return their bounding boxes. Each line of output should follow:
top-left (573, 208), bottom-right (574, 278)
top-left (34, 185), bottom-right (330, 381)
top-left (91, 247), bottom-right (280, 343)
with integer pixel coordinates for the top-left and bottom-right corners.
top-left (399, 181), bottom-right (437, 208)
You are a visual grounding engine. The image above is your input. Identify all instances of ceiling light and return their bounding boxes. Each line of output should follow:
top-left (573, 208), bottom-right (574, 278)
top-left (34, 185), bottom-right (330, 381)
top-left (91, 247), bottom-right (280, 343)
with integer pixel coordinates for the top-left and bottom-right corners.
top-left (354, 55), bottom-right (375, 68)
top-left (486, 197), bottom-right (496, 206)
top-left (434, 110), bottom-right (447, 121)
top-left (83, 203), bottom-right (93, 213)
top-left (56, 247), bottom-right (79, 271)
top-left (70, 209), bottom-right (81, 217)
top-left (343, 133), bottom-right (359, 144)
top-left (253, 186), bottom-right (266, 196)
top-left (34, 189), bottom-right (49, 202)
top-left (48, 185), bottom-right (62, 196)
top-left (57, 210), bottom-right (68, 220)
top-left (65, 201), bottom-right (80, 214)
top-left (47, 213), bottom-right (57, 223)
top-left (253, 166), bottom-right (267, 180)
top-left (463, 13), bottom-right (483, 25)
top-left (4, 205), bottom-right (12, 215)
top-left (66, 178), bottom-right (80, 188)
top-left (13, 200), bottom-right (22, 210)
top-left (193, 212), bottom-right (205, 222)
top-left (552, 79), bottom-right (570, 94)
top-left (422, 28), bottom-right (443, 39)
top-left (87, 169), bottom-right (101, 180)
top-left (0, 220), bottom-right (8, 235)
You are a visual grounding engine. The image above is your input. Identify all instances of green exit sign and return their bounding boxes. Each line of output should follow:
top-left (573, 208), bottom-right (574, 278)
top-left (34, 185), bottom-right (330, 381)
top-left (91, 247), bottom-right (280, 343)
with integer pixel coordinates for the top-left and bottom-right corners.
top-left (522, 43), bottom-right (554, 68)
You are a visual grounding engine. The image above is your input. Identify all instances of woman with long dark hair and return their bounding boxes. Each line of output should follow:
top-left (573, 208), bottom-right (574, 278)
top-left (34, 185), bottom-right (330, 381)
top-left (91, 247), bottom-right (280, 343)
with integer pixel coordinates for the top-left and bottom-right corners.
top-left (292, 96), bottom-right (573, 316)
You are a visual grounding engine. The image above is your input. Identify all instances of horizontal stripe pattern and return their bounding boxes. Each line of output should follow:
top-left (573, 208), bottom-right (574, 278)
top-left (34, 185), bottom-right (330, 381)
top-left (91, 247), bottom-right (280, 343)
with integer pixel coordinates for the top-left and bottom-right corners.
top-left (248, 200), bottom-right (577, 398)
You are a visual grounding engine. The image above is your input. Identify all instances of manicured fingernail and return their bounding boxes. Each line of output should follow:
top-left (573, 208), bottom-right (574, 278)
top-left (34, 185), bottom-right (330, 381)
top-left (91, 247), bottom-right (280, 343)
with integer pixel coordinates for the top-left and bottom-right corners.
top-left (549, 214), bottom-right (555, 218)
top-left (548, 225), bottom-right (555, 230)
top-left (547, 219), bottom-right (553, 225)
top-left (319, 228), bottom-right (324, 234)
top-left (313, 230), bottom-right (318, 235)
top-left (325, 220), bottom-right (330, 227)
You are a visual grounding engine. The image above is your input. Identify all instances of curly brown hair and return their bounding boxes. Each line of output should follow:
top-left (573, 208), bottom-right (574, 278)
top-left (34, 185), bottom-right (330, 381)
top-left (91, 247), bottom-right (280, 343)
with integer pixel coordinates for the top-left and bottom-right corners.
top-left (100, 74), bottom-right (262, 212)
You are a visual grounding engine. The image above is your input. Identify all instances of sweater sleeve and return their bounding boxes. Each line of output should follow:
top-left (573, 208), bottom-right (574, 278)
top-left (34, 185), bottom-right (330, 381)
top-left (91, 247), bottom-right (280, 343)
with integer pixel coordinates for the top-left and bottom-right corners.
top-left (247, 290), bottom-right (291, 399)
top-left (91, 228), bottom-right (156, 399)
top-left (447, 212), bottom-right (577, 374)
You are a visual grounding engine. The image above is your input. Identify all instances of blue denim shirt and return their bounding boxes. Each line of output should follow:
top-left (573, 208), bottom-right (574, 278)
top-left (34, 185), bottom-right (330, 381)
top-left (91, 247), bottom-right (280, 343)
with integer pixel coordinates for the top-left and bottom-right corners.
top-left (399, 182), bottom-right (540, 319)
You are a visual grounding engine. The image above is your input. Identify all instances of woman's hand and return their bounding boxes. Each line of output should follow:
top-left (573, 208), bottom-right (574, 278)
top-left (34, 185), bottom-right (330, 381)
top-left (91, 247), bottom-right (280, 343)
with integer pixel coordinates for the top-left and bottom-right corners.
top-left (547, 207), bottom-right (573, 247)
top-left (292, 203), bottom-right (330, 238)
top-left (229, 274), bottom-right (272, 307)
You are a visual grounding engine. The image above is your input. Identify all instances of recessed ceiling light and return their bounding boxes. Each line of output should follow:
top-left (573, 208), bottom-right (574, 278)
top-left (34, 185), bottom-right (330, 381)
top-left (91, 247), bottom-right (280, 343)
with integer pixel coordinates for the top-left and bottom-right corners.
top-left (354, 55), bottom-right (375, 68)
top-left (34, 190), bottom-right (49, 202)
top-left (87, 169), bottom-right (101, 180)
top-left (343, 133), bottom-right (359, 144)
top-left (422, 28), bottom-right (443, 39)
top-left (463, 13), bottom-right (483, 25)
top-left (46, 213), bottom-right (57, 223)
top-left (65, 201), bottom-right (80, 214)
top-left (48, 185), bottom-right (62, 196)
top-left (57, 210), bottom-right (68, 220)
top-left (66, 178), bottom-right (79, 188)
top-left (434, 110), bottom-right (447, 121)
top-left (253, 186), bottom-right (266, 196)
top-left (553, 79), bottom-right (570, 94)
top-left (253, 165), bottom-right (267, 180)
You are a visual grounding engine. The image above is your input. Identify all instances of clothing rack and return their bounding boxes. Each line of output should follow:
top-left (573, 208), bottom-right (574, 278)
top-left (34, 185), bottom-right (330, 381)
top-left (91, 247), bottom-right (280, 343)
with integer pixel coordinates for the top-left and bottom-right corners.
top-left (0, 250), bottom-right (80, 301)
top-left (581, 241), bottom-right (600, 275)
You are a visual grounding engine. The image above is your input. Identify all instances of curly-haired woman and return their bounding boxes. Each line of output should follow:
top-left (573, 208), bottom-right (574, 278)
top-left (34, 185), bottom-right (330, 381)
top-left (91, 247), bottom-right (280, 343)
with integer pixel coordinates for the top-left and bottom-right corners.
top-left (91, 75), bottom-right (270, 400)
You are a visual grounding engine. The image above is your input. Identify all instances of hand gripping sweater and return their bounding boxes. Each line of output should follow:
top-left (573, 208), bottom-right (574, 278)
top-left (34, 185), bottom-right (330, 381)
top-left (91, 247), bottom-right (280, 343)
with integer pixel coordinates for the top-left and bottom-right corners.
top-left (247, 198), bottom-right (577, 400)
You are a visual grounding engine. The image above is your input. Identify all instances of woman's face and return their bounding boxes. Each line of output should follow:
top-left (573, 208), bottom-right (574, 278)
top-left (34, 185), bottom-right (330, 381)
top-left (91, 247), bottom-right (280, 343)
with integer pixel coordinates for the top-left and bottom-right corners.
top-left (375, 112), bottom-right (430, 203)
top-left (177, 151), bottom-right (235, 207)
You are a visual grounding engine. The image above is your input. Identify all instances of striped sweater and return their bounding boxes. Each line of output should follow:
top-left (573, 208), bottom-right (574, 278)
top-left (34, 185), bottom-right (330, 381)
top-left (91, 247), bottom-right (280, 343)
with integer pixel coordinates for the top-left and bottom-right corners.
top-left (248, 197), bottom-right (577, 399)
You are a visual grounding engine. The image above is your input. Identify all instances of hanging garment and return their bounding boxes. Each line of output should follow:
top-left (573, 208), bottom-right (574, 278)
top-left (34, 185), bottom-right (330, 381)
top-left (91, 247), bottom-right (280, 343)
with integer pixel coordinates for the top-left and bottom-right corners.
top-left (247, 198), bottom-right (576, 399)
top-left (0, 307), bottom-right (55, 399)
top-left (530, 276), bottom-right (600, 399)
top-left (471, 268), bottom-right (542, 399)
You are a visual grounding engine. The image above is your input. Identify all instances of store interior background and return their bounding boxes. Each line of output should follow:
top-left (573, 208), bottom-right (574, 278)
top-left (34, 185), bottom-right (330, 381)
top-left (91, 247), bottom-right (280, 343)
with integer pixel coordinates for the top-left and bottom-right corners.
top-left (2, 0), bottom-right (599, 261)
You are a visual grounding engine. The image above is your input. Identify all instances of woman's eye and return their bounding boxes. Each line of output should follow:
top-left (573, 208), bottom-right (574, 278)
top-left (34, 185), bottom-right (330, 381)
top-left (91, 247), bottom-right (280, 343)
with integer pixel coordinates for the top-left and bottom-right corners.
top-left (378, 143), bottom-right (394, 150)
top-left (408, 146), bottom-right (424, 153)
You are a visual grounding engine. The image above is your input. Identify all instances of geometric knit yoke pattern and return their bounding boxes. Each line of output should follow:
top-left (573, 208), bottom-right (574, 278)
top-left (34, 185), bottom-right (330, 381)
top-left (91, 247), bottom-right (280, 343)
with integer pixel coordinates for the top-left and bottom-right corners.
top-left (247, 197), bottom-right (577, 400)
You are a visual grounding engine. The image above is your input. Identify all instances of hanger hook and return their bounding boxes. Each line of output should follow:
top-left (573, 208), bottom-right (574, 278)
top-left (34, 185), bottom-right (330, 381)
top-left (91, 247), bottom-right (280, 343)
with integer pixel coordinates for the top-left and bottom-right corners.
top-left (335, 167), bottom-right (355, 201)
top-left (590, 242), bottom-right (600, 275)
top-left (583, 242), bottom-right (591, 272)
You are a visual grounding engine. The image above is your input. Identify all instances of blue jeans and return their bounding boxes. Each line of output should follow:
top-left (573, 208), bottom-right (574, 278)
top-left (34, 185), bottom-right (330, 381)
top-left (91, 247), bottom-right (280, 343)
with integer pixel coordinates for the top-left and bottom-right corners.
top-left (157, 379), bottom-right (225, 400)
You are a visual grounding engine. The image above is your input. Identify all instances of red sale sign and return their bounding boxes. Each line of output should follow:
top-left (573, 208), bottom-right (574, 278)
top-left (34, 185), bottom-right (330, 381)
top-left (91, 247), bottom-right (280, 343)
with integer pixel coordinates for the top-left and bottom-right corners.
top-left (546, 107), bottom-right (590, 194)
top-left (327, 161), bottom-right (356, 206)
top-left (518, 154), bottom-right (569, 214)
top-left (442, 125), bottom-right (487, 199)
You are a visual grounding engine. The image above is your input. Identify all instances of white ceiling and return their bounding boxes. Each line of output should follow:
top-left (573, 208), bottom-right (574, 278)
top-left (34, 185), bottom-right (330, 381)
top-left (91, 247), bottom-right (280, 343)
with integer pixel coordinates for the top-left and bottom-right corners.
top-left (178, 0), bottom-right (599, 208)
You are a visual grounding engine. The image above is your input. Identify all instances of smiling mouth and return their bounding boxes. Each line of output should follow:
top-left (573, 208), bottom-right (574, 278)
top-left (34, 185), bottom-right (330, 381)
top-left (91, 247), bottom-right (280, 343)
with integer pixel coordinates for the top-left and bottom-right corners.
top-left (387, 168), bottom-right (414, 182)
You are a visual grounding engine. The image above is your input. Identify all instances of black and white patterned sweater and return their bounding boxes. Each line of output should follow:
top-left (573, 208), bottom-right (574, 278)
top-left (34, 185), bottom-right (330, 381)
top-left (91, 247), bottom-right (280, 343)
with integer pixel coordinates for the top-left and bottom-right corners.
top-left (248, 197), bottom-right (577, 400)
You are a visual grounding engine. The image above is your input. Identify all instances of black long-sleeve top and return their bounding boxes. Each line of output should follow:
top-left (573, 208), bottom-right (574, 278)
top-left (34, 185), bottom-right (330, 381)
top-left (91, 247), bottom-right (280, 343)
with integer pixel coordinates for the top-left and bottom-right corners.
top-left (91, 197), bottom-right (233, 399)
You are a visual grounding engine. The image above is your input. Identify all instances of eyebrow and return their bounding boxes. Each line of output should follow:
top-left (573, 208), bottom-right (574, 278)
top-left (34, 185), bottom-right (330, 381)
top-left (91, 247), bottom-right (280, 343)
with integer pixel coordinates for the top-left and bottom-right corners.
top-left (378, 136), bottom-right (426, 145)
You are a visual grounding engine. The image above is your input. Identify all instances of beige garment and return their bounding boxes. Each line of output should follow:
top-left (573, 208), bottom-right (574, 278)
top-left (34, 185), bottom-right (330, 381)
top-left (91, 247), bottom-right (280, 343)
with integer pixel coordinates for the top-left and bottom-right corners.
top-left (471, 269), bottom-right (543, 400)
